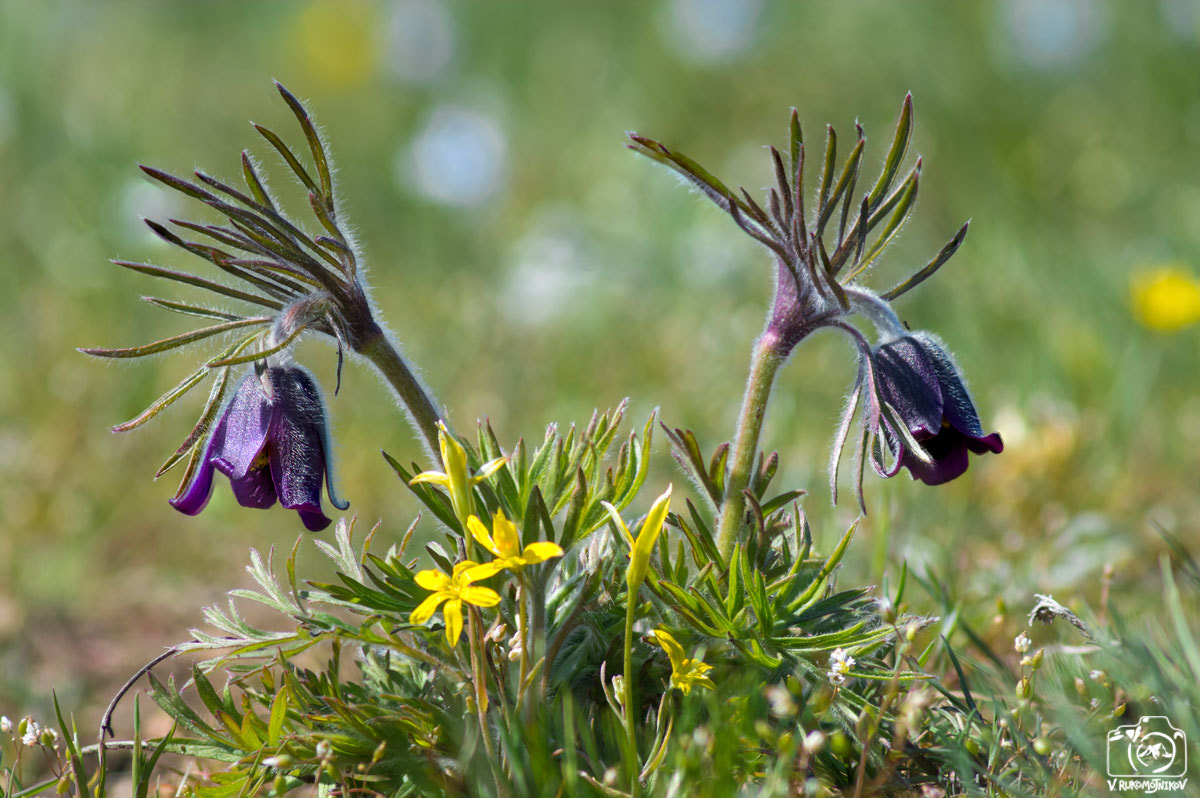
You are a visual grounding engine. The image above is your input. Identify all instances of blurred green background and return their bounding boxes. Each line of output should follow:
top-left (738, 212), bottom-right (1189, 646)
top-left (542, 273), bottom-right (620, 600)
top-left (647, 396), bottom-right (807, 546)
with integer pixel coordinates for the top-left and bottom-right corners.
top-left (1, 0), bottom-right (1198, 730)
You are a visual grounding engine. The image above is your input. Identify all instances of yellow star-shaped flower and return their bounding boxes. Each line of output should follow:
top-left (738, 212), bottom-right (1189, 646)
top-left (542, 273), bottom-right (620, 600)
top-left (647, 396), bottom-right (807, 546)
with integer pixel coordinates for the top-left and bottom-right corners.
top-left (410, 560), bottom-right (503, 646)
top-left (468, 510), bottom-right (564, 572)
top-left (651, 628), bottom-right (714, 695)
top-left (410, 422), bottom-right (507, 526)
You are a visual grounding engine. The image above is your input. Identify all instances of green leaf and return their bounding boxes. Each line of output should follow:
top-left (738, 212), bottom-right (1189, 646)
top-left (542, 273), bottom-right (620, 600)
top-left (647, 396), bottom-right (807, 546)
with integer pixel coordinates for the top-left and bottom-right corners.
top-left (867, 92), bottom-right (913, 212)
top-left (80, 317), bottom-right (270, 359)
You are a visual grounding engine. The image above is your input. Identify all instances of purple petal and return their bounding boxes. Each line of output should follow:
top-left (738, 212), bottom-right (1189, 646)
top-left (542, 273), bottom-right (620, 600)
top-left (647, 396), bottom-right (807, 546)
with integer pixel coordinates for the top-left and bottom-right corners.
top-left (873, 337), bottom-right (944, 439)
top-left (901, 432), bottom-right (971, 486)
top-left (267, 367), bottom-right (333, 531)
top-left (169, 407), bottom-right (230, 516)
top-left (169, 457), bottom-right (217, 515)
top-left (210, 374), bottom-right (273, 480)
top-left (228, 465), bottom-right (277, 509)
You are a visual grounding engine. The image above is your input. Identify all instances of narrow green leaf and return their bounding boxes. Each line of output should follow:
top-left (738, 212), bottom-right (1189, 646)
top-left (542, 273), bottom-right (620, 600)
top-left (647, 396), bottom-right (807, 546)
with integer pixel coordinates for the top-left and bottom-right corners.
top-left (881, 221), bottom-right (969, 301)
top-left (112, 366), bottom-right (208, 432)
top-left (867, 92), bottom-right (913, 212)
top-left (80, 316), bottom-right (270, 359)
top-left (254, 123), bottom-right (321, 197)
top-left (142, 296), bottom-right (241, 322)
top-left (111, 260), bottom-right (283, 310)
top-left (276, 82), bottom-right (334, 209)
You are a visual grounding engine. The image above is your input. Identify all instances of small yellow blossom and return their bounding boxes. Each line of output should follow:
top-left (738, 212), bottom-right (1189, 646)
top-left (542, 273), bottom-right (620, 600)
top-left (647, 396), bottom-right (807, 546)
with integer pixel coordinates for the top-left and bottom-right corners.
top-left (651, 628), bottom-right (714, 695)
top-left (1130, 264), bottom-right (1200, 332)
top-left (410, 560), bottom-right (503, 646)
top-left (290, 1), bottom-right (380, 88)
top-left (603, 485), bottom-right (672, 590)
top-left (468, 510), bottom-right (564, 572)
top-left (411, 422), bottom-right (507, 526)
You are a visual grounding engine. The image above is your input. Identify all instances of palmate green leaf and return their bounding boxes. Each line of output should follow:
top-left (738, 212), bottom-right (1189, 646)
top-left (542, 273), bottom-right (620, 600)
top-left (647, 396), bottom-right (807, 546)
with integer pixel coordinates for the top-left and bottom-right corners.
top-left (788, 519), bottom-right (859, 612)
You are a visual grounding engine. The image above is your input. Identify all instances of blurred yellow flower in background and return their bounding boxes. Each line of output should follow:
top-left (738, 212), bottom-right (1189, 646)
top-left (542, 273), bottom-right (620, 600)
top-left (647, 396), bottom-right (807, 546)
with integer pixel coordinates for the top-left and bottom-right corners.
top-left (291, 1), bottom-right (379, 88)
top-left (1130, 263), bottom-right (1200, 332)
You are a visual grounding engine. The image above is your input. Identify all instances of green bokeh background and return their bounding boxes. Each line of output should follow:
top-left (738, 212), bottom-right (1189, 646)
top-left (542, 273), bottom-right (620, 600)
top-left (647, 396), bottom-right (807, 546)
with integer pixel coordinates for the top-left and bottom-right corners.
top-left (1, 0), bottom-right (1197, 726)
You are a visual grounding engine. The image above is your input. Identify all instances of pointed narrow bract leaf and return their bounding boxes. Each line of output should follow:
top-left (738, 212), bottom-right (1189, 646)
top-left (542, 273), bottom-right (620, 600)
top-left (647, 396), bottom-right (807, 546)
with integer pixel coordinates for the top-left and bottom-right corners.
top-left (241, 151), bottom-right (277, 212)
top-left (852, 167), bottom-right (920, 278)
top-left (817, 125), bottom-right (837, 219)
top-left (113, 260), bottom-right (284, 310)
top-left (142, 296), bottom-right (243, 322)
top-left (276, 82), bottom-right (334, 208)
top-left (867, 93), bottom-right (914, 212)
top-left (156, 366), bottom-right (232, 477)
top-left (114, 367), bottom-right (208, 434)
top-left (80, 317), bottom-right (270, 359)
top-left (817, 136), bottom-right (863, 238)
top-left (254, 123), bottom-right (321, 197)
top-left (205, 322), bottom-right (308, 367)
top-left (881, 221), bottom-right (969, 301)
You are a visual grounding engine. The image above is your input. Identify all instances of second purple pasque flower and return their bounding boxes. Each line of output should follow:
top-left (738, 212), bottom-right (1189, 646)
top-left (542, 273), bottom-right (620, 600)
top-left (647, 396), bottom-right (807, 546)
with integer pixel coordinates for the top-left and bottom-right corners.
top-left (171, 365), bottom-right (348, 531)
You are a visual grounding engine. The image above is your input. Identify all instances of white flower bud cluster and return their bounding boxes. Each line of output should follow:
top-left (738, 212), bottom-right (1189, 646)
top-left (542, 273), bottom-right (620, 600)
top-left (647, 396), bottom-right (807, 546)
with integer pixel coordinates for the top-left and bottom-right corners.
top-left (827, 648), bottom-right (855, 686)
top-left (2, 715), bottom-right (58, 749)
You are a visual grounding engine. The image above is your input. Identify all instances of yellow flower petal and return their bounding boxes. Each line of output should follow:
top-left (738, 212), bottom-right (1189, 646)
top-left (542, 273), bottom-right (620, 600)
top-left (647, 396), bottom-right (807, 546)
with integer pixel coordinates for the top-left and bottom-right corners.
top-left (652, 628), bottom-right (686, 671)
top-left (409, 470), bottom-right (451, 487)
top-left (460, 585), bottom-right (502, 608)
top-left (415, 569), bottom-right (451, 592)
top-left (490, 510), bottom-right (521, 558)
top-left (471, 456), bottom-right (509, 483)
top-left (627, 486), bottom-right (672, 589)
top-left (443, 599), bottom-right (464, 646)
top-left (410, 592), bottom-right (446, 626)
top-left (601, 501), bottom-right (636, 548)
top-left (467, 516), bottom-right (499, 557)
top-left (460, 560), bottom-right (504, 583)
top-left (436, 423), bottom-right (475, 523)
top-left (521, 541), bottom-right (565, 564)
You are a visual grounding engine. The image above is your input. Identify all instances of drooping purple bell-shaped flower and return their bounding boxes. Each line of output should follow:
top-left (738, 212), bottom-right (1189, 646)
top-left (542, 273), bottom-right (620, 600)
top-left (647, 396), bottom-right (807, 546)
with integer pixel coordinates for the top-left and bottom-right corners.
top-left (873, 333), bottom-right (1003, 485)
top-left (170, 366), bottom-right (348, 531)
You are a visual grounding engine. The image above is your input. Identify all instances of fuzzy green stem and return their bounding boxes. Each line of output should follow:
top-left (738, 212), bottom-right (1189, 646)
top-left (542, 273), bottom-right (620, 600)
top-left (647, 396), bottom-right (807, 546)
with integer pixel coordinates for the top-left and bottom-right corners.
top-left (516, 574), bottom-right (531, 712)
top-left (623, 593), bottom-right (640, 797)
top-left (357, 327), bottom-right (443, 456)
top-left (715, 337), bottom-right (784, 561)
top-left (467, 607), bottom-right (496, 762)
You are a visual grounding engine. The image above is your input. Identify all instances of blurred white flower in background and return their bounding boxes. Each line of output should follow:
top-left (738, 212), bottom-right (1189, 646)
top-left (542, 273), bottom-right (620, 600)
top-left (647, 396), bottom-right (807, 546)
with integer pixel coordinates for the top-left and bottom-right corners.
top-left (386, 0), bottom-right (457, 84)
top-left (1001, 0), bottom-right (1106, 67)
top-left (662, 0), bottom-right (763, 63)
top-left (402, 105), bottom-right (507, 207)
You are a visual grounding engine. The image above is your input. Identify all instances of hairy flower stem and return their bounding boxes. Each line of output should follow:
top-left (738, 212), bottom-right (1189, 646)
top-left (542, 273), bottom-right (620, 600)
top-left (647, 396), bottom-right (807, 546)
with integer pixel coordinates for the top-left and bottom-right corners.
top-left (715, 336), bottom-right (785, 561)
top-left (356, 326), bottom-right (444, 456)
top-left (623, 594), bottom-right (640, 797)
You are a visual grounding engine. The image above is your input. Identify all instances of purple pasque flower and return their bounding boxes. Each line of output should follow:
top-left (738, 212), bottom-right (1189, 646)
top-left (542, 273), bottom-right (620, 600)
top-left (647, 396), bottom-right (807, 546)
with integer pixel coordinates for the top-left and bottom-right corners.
top-left (170, 365), bottom-right (348, 531)
top-left (832, 331), bottom-right (1002, 501)
top-left (873, 333), bottom-right (1003, 485)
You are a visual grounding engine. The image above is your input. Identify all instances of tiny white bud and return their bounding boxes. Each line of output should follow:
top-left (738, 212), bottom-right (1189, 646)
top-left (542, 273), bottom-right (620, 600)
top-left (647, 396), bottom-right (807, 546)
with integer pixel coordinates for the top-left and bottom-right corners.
top-left (0, 716), bottom-right (11, 733)
top-left (22, 731), bottom-right (38, 747)
top-left (803, 730), bottom-right (826, 754)
top-left (315, 740), bottom-right (332, 760)
top-left (1014, 632), bottom-right (1032, 654)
